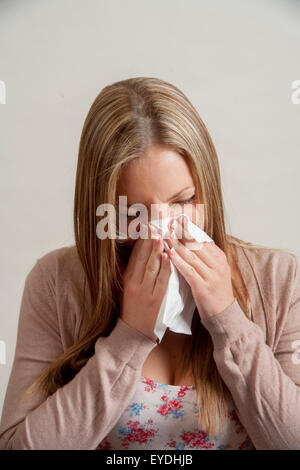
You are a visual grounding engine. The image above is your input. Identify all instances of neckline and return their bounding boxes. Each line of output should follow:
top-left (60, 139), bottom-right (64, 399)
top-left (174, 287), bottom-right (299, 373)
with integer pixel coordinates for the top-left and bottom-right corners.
top-left (140, 375), bottom-right (196, 390)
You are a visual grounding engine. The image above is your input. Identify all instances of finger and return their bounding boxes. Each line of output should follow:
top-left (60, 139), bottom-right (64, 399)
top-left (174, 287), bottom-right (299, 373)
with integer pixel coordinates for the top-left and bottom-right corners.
top-left (167, 247), bottom-right (207, 290)
top-left (153, 251), bottom-right (172, 297)
top-left (178, 215), bottom-right (204, 250)
top-left (125, 224), bottom-right (155, 284)
top-left (177, 215), bottom-right (212, 255)
top-left (193, 241), bottom-right (224, 271)
top-left (165, 231), bottom-right (212, 280)
top-left (166, 233), bottom-right (211, 281)
top-left (141, 234), bottom-right (164, 291)
top-left (169, 217), bottom-right (217, 270)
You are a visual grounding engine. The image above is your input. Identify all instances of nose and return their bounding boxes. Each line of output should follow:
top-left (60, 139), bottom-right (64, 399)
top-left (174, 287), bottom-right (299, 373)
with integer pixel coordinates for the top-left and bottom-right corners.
top-left (149, 203), bottom-right (170, 223)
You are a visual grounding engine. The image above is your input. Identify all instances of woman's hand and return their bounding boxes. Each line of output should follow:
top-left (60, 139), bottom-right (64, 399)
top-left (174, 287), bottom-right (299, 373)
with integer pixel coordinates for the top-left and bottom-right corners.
top-left (165, 216), bottom-right (235, 320)
top-left (119, 224), bottom-right (172, 342)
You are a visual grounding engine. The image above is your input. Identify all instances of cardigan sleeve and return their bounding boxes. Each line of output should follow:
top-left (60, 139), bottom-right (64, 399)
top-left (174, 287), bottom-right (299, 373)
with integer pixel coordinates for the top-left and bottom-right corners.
top-left (200, 253), bottom-right (300, 450)
top-left (0, 260), bottom-right (158, 450)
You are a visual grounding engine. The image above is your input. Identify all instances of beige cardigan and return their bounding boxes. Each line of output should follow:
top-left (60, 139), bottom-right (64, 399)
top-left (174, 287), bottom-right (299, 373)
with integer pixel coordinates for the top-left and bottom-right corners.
top-left (0, 243), bottom-right (300, 450)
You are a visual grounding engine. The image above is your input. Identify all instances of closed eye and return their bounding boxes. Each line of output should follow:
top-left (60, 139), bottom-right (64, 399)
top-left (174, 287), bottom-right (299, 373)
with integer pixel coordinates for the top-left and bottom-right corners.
top-left (175, 194), bottom-right (196, 205)
top-left (125, 194), bottom-right (196, 217)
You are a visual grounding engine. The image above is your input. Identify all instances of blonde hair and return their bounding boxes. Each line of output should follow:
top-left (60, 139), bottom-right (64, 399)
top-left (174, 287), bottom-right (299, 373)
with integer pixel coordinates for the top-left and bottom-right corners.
top-left (22, 77), bottom-right (293, 440)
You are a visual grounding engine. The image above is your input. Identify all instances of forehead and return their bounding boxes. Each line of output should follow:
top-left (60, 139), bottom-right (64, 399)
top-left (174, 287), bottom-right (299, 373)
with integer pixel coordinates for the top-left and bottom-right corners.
top-left (117, 145), bottom-right (194, 204)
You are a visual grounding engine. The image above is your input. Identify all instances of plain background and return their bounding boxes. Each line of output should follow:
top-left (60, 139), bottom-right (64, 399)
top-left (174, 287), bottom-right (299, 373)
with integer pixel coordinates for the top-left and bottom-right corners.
top-left (0, 0), bottom-right (299, 415)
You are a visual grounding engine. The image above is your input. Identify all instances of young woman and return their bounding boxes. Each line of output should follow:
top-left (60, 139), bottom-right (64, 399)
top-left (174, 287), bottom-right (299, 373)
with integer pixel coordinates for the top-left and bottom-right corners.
top-left (0, 77), bottom-right (300, 450)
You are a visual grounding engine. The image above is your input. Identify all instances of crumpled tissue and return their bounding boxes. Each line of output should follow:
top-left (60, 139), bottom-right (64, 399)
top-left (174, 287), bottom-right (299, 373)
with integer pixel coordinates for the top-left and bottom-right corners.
top-left (147, 214), bottom-right (214, 343)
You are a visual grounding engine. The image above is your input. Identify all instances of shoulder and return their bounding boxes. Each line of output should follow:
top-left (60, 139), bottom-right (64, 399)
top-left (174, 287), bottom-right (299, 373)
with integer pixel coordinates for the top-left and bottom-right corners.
top-left (24, 245), bottom-right (89, 348)
top-left (33, 244), bottom-right (84, 286)
top-left (24, 244), bottom-right (86, 314)
top-left (230, 242), bottom-right (300, 347)
top-left (36, 244), bottom-right (80, 270)
top-left (233, 243), bottom-right (299, 333)
top-left (234, 243), bottom-right (298, 289)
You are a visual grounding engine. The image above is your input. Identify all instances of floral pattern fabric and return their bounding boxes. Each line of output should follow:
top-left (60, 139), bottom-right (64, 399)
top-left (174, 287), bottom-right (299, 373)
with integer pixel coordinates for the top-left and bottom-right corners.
top-left (97, 375), bottom-right (255, 450)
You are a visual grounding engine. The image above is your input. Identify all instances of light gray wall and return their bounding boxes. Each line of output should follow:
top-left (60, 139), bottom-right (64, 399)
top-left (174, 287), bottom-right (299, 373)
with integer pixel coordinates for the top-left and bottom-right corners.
top-left (0, 0), bottom-right (299, 416)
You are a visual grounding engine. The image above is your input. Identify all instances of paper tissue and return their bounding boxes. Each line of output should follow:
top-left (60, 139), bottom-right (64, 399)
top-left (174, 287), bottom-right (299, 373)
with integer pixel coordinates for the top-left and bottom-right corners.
top-left (147, 214), bottom-right (214, 343)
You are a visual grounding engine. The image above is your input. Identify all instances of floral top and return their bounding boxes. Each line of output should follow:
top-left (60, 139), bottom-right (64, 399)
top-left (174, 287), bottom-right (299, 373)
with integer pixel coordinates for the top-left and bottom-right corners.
top-left (97, 375), bottom-right (255, 450)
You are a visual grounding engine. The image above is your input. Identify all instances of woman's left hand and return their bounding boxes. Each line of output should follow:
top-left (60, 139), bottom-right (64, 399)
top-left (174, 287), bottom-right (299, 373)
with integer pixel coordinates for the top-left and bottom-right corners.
top-left (165, 216), bottom-right (235, 320)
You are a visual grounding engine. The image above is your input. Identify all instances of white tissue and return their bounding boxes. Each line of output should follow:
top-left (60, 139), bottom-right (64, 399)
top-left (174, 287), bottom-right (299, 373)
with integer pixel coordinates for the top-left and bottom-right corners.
top-left (148, 214), bottom-right (214, 343)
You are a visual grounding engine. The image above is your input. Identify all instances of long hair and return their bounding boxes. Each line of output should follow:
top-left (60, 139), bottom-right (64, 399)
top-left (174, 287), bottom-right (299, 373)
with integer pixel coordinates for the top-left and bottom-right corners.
top-left (21, 77), bottom-right (292, 439)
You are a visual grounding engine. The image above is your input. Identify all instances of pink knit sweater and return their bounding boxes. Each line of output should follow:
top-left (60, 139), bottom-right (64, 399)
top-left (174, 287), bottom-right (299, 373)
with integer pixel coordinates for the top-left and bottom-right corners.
top-left (0, 243), bottom-right (300, 450)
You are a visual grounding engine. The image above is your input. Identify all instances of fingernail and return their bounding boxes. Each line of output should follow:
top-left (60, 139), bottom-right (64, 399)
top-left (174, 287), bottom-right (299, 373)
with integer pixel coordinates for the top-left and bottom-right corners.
top-left (163, 240), bottom-right (170, 250)
top-left (167, 247), bottom-right (175, 257)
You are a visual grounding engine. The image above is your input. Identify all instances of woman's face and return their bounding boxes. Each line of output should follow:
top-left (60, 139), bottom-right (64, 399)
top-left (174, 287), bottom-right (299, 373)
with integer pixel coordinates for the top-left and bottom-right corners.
top-left (116, 143), bottom-right (204, 249)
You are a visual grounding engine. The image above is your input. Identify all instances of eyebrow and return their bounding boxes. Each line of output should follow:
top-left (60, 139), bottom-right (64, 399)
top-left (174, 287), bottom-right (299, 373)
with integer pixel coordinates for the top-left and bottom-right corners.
top-left (165, 185), bottom-right (195, 203)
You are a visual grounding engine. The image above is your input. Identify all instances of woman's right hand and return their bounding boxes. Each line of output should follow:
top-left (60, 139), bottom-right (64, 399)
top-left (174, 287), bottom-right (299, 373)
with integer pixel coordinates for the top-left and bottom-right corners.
top-left (120, 223), bottom-right (172, 343)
